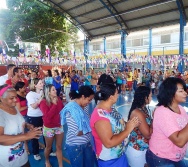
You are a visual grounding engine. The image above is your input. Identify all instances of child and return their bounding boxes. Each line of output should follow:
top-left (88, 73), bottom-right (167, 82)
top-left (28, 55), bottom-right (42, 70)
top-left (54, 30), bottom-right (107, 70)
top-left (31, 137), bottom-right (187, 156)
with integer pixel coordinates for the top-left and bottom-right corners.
top-left (121, 76), bottom-right (127, 95)
top-left (151, 80), bottom-right (155, 95)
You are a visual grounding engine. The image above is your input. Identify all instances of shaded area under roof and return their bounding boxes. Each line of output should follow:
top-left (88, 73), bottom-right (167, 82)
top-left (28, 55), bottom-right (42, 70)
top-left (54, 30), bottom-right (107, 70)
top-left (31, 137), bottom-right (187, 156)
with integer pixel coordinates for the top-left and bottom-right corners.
top-left (41, 0), bottom-right (188, 39)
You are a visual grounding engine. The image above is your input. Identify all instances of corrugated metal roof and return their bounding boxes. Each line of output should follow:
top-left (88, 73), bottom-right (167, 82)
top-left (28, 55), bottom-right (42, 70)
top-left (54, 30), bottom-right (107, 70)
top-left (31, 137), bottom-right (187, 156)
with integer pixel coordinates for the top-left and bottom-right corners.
top-left (41, 0), bottom-right (188, 39)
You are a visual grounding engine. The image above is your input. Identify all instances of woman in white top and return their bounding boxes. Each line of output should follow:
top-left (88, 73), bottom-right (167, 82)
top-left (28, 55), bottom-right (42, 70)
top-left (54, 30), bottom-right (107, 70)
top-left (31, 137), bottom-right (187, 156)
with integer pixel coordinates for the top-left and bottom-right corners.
top-left (137, 69), bottom-right (143, 86)
top-left (0, 84), bottom-right (42, 167)
top-left (26, 78), bottom-right (44, 161)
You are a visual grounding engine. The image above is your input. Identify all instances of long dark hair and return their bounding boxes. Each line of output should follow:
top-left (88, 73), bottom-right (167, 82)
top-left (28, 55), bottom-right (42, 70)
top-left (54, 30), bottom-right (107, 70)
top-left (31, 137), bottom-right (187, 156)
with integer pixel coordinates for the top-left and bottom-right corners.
top-left (128, 86), bottom-right (151, 119)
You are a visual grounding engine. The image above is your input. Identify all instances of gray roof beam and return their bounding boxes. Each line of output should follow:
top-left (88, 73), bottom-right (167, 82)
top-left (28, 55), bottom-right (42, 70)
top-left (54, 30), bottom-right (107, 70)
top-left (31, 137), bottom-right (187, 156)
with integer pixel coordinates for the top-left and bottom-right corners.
top-left (93, 19), bottom-right (180, 38)
top-left (75, 0), bottom-right (125, 18)
top-left (57, 0), bottom-right (69, 6)
top-left (88, 6), bottom-right (188, 31)
top-left (66, 0), bottom-right (96, 12)
top-left (78, 0), bottom-right (176, 26)
top-left (105, 0), bottom-right (129, 31)
top-left (99, 0), bottom-right (123, 29)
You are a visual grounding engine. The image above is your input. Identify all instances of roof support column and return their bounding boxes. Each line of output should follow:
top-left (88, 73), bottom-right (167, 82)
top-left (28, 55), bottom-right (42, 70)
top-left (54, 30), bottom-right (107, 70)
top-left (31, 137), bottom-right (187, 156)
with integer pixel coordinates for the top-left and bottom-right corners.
top-left (103, 37), bottom-right (106, 54)
top-left (147, 28), bottom-right (152, 70)
top-left (176, 0), bottom-right (186, 73)
top-left (84, 37), bottom-right (89, 70)
top-left (121, 30), bottom-right (126, 59)
top-left (178, 14), bottom-right (185, 73)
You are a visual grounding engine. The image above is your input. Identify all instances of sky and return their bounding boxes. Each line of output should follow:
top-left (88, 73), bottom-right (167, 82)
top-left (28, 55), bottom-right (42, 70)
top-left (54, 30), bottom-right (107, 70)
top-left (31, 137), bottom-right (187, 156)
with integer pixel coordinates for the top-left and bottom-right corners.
top-left (0, 0), bottom-right (7, 9)
top-left (78, 30), bottom-right (84, 40)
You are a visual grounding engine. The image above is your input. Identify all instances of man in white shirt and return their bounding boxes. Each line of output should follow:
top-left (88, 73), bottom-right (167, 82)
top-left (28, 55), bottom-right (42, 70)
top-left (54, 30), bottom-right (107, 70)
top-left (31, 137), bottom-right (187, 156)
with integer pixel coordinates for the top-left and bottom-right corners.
top-left (0, 64), bottom-right (16, 86)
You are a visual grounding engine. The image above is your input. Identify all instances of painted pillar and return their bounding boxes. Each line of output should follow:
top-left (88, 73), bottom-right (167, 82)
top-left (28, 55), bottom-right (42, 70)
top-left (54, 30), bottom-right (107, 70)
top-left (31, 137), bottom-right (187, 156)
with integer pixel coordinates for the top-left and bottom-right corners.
top-left (84, 37), bottom-right (89, 70)
top-left (121, 30), bottom-right (126, 59)
top-left (147, 28), bottom-right (152, 70)
top-left (176, 0), bottom-right (186, 73)
top-left (103, 37), bottom-right (106, 54)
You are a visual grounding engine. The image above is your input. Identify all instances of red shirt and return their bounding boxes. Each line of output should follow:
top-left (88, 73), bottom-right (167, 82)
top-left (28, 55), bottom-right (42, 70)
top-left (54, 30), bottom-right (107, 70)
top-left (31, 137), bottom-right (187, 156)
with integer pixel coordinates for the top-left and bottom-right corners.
top-left (16, 95), bottom-right (27, 116)
top-left (6, 79), bottom-right (13, 86)
top-left (6, 78), bottom-right (28, 87)
top-left (39, 98), bottom-right (64, 128)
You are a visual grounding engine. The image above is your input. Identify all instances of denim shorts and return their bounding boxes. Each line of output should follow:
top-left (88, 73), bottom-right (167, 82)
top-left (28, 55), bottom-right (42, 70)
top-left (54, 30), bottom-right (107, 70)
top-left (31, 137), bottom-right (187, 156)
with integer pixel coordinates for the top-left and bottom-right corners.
top-left (43, 126), bottom-right (64, 137)
top-left (146, 149), bottom-right (187, 167)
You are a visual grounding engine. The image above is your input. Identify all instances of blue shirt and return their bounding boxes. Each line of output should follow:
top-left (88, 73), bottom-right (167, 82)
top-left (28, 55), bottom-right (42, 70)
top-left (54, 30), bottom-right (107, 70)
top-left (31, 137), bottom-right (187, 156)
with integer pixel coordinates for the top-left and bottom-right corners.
top-left (53, 76), bottom-right (61, 89)
top-left (71, 75), bottom-right (79, 91)
top-left (45, 77), bottom-right (53, 85)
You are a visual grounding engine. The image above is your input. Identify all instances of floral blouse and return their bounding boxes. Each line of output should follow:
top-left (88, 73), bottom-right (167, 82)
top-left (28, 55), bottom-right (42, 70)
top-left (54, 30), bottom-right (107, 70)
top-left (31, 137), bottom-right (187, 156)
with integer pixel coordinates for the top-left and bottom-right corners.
top-left (128, 108), bottom-right (152, 151)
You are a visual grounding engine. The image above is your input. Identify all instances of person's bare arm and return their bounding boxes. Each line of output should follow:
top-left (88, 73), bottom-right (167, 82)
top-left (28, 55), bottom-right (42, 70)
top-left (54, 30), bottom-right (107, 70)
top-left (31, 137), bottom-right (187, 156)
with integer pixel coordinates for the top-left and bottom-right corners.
top-left (130, 109), bottom-right (152, 139)
top-left (0, 126), bottom-right (42, 146)
top-left (168, 124), bottom-right (188, 148)
top-left (95, 117), bottom-right (139, 148)
top-left (16, 102), bottom-right (27, 112)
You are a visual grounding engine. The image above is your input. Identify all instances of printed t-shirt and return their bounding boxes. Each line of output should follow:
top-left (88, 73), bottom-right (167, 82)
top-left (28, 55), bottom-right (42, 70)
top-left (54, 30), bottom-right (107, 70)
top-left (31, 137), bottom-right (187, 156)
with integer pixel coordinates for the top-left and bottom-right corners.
top-left (90, 108), bottom-right (125, 161)
top-left (26, 91), bottom-right (43, 117)
top-left (0, 109), bottom-right (28, 167)
top-left (149, 105), bottom-right (188, 162)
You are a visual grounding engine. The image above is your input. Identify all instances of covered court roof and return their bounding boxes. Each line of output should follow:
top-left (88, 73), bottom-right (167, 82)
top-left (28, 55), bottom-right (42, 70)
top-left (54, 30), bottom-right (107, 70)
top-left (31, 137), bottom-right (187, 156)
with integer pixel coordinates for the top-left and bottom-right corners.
top-left (43, 0), bottom-right (188, 39)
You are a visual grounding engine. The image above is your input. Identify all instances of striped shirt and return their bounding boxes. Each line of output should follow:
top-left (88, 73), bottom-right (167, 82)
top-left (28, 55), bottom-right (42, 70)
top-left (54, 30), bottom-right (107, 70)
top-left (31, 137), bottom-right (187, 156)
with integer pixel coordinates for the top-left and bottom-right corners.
top-left (65, 112), bottom-right (91, 145)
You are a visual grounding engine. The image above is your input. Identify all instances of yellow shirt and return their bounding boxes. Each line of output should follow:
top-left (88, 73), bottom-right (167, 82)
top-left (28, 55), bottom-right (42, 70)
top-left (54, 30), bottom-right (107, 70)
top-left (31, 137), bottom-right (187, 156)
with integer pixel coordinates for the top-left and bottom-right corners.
top-left (63, 77), bottom-right (70, 87)
top-left (127, 72), bottom-right (133, 82)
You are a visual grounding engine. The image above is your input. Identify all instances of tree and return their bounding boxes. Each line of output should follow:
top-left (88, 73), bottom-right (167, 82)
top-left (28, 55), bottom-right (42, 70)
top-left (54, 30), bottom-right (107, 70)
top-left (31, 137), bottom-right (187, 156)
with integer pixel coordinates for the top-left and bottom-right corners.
top-left (0, 0), bottom-right (78, 57)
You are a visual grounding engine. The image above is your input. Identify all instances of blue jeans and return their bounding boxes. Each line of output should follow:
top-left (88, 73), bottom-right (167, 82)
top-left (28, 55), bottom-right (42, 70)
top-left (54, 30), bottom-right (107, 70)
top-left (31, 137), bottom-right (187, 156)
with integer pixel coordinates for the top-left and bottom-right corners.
top-left (146, 149), bottom-right (187, 167)
top-left (65, 142), bottom-right (96, 167)
top-left (133, 80), bottom-right (137, 91)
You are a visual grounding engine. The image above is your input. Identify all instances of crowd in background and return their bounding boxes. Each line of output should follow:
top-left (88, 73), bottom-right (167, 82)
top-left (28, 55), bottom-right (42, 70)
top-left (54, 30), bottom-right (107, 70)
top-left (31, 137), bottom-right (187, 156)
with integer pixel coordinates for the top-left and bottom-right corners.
top-left (0, 64), bottom-right (188, 167)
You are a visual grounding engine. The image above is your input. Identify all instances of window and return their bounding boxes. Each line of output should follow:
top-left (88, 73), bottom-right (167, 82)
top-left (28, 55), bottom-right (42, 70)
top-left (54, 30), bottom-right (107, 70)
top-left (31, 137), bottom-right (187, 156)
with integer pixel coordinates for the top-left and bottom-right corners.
top-left (143, 38), bottom-right (149, 45)
top-left (113, 40), bottom-right (120, 48)
top-left (93, 43), bottom-right (101, 50)
top-left (185, 32), bottom-right (188, 41)
top-left (161, 34), bottom-right (170, 44)
top-left (126, 40), bottom-right (132, 47)
top-left (132, 38), bottom-right (143, 46)
top-left (106, 42), bottom-right (113, 49)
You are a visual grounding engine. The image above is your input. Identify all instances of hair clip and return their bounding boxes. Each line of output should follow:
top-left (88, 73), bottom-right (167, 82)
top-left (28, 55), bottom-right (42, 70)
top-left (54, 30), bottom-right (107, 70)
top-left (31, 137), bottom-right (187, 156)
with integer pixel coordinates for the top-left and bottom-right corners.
top-left (98, 92), bottom-right (101, 98)
top-left (76, 90), bottom-right (79, 94)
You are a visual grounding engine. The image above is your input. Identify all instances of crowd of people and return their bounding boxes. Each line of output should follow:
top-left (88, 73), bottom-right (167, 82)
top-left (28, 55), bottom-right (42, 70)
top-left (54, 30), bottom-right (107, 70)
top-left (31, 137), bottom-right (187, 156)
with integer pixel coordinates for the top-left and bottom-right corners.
top-left (0, 63), bottom-right (188, 167)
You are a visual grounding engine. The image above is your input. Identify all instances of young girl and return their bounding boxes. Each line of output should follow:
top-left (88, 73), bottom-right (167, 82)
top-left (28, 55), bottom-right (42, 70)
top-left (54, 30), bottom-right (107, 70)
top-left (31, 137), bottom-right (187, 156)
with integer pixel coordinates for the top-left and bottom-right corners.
top-left (40, 85), bottom-right (64, 167)
top-left (150, 80), bottom-right (155, 95)
top-left (121, 75), bottom-right (127, 95)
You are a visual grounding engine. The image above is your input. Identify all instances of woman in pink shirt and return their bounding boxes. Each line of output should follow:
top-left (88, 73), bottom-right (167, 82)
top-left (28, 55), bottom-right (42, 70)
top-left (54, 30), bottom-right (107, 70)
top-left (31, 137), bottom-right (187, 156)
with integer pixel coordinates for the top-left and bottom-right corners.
top-left (90, 84), bottom-right (140, 167)
top-left (146, 77), bottom-right (188, 167)
top-left (40, 84), bottom-right (64, 167)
